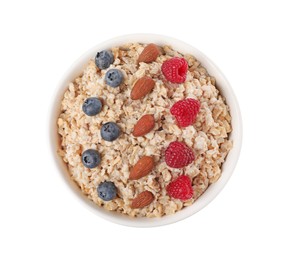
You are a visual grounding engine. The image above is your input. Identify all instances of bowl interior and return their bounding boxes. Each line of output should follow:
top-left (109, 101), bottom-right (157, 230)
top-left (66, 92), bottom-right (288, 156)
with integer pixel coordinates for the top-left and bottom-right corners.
top-left (50, 34), bottom-right (242, 227)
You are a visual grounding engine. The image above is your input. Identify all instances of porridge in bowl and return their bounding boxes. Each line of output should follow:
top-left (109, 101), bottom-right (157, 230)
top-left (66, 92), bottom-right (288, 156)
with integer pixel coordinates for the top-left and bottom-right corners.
top-left (57, 43), bottom-right (232, 217)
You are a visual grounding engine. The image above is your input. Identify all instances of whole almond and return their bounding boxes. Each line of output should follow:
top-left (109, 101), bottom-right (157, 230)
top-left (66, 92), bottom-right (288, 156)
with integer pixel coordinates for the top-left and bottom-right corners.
top-left (131, 191), bottom-right (154, 209)
top-left (132, 114), bottom-right (155, 137)
top-left (129, 156), bottom-right (154, 180)
top-left (131, 76), bottom-right (155, 100)
top-left (138, 43), bottom-right (160, 63)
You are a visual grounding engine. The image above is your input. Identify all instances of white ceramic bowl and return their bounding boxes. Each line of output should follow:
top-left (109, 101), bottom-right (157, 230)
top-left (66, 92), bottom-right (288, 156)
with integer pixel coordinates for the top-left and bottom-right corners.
top-left (50, 34), bottom-right (242, 227)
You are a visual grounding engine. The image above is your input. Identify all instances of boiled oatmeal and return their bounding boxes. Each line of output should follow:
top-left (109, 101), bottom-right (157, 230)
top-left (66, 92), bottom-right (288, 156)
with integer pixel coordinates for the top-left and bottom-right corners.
top-left (57, 43), bottom-right (232, 217)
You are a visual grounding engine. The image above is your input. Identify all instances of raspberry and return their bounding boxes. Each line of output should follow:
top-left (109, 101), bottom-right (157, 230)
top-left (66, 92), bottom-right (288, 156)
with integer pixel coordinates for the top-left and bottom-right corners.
top-left (165, 141), bottom-right (195, 168)
top-left (161, 57), bottom-right (188, 83)
top-left (166, 175), bottom-right (193, 200)
top-left (170, 98), bottom-right (200, 127)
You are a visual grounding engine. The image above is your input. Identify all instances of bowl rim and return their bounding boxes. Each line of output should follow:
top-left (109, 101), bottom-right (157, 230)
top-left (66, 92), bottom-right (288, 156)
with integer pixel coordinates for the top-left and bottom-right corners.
top-left (49, 33), bottom-right (242, 227)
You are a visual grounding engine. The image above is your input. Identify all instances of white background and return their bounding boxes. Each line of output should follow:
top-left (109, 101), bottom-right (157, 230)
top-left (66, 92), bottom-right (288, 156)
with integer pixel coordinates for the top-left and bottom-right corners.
top-left (0, 0), bottom-right (287, 259)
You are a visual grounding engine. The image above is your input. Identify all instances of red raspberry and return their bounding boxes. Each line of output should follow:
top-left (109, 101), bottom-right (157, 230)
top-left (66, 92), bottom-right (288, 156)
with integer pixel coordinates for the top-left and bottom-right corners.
top-left (161, 57), bottom-right (188, 83)
top-left (165, 141), bottom-right (195, 168)
top-left (170, 98), bottom-right (200, 127)
top-left (166, 175), bottom-right (193, 200)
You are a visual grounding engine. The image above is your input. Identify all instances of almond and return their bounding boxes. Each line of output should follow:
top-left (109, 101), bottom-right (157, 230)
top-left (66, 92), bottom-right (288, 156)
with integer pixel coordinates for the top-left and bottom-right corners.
top-left (132, 114), bottom-right (155, 137)
top-left (131, 191), bottom-right (154, 209)
top-left (138, 43), bottom-right (160, 63)
top-left (131, 76), bottom-right (155, 100)
top-left (129, 156), bottom-right (154, 180)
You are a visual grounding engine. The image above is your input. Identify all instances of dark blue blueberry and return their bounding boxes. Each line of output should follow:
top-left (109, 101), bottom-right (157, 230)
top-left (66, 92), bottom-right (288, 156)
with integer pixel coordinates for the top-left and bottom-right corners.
top-left (105, 69), bottom-right (124, 88)
top-left (82, 97), bottom-right (102, 116)
top-left (81, 149), bottom-right (101, 168)
top-left (95, 50), bottom-right (114, 70)
top-left (97, 181), bottom-right (117, 201)
top-left (101, 122), bottom-right (121, 142)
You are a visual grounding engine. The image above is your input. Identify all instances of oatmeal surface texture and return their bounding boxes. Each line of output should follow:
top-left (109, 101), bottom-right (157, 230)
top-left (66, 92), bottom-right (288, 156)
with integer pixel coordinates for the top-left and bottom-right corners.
top-left (57, 43), bottom-right (232, 217)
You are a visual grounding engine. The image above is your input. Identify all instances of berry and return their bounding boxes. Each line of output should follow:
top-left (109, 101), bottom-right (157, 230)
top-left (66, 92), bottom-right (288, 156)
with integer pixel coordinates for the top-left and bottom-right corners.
top-left (95, 50), bottom-right (114, 70)
top-left (105, 69), bottom-right (124, 88)
top-left (161, 57), bottom-right (188, 83)
top-left (82, 97), bottom-right (102, 116)
top-left (166, 175), bottom-right (193, 200)
top-left (97, 181), bottom-right (117, 201)
top-left (101, 122), bottom-right (121, 142)
top-left (170, 98), bottom-right (200, 127)
top-left (165, 141), bottom-right (195, 168)
top-left (81, 149), bottom-right (101, 168)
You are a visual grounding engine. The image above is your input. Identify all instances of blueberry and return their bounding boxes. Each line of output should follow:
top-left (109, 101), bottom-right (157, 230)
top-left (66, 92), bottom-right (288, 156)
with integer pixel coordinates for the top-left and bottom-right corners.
top-left (95, 50), bottom-right (114, 70)
top-left (97, 181), bottom-right (117, 201)
top-left (82, 97), bottom-right (102, 116)
top-left (105, 69), bottom-right (124, 88)
top-left (81, 149), bottom-right (101, 168)
top-left (101, 122), bottom-right (121, 142)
